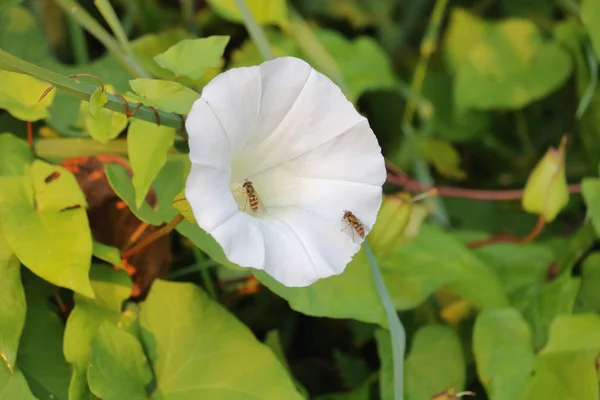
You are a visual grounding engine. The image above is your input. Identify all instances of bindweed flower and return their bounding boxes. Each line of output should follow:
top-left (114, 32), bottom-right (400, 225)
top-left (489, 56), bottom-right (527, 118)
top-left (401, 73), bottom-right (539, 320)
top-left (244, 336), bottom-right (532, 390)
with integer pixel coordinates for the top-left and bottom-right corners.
top-left (185, 56), bottom-right (386, 287)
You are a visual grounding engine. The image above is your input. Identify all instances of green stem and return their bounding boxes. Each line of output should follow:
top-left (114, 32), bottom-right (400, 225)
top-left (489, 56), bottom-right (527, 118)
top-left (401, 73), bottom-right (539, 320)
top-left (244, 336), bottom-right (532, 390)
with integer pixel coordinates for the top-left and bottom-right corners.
top-left (365, 242), bottom-right (405, 400)
top-left (233, 0), bottom-right (274, 61)
top-left (576, 43), bottom-right (599, 119)
top-left (0, 48), bottom-right (183, 129)
top-left (288, 6), bottom-right (345, 91)
top-left (400, 0), bottom-right (450, 228)
top-left (191, 247), bottom-right (218, 299)
top-left (67, 15), bottom-right (89, 65)
top-left (94, 0), bottom-right (134, 57)
top-left (53, 0), bottom-right (148, 78)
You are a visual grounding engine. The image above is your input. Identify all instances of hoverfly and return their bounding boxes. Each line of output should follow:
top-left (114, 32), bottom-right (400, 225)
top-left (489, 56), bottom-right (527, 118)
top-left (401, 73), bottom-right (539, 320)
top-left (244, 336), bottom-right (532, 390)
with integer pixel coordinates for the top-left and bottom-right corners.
top-left (342, 210), bottom-right (366, 241)
top-left (239, 179), bottom-right (266, 213)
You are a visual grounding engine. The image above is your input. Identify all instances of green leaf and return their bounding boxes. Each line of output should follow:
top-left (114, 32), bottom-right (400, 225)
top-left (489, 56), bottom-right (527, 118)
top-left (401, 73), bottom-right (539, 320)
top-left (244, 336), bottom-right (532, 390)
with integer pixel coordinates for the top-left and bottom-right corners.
top-left (581, 0), bottom-right (600, 61)
top-left (445, 9), bottom-right (571, 111)
top-left (0, 224), bottom-right (25, 371)
top-left (0, 132), bottom-right (33, 176)
top-left (88, 322), bottom-right (153, 400)
top-left (63, 266), bottom-right (131, 400)
top-left (80, 85), bottom-right (129, 144)
top-left (88, 87), bottom-right (108, 119)
top-left (404, 325), bottom-right (465, 400)
top-left (522, 352), bottom-right (599, 399)
top-left (140, 280), bottom-right (303, 399)
top-left (333, 351), bottom-right (370, 390)
top-left (154, 36), bottom-right (230, 80)
top-left (128, 118), bottom-right (175, 208)
top-left (541, 314), bottom-right (600, 354)
top-left (255, 248), bottom-right (387, 326)
top-left (0, 365), bottom-right (36, 400)
top-left (206, 0), bottom-right (289, 28)
top-left (414, 138), bottom-right (466, 180)
top-left (577, 253), bottom-right (600, 313)
top-left (0, 70), bottom-right (55, 121)
top-left (104, 163), bottom-right (173, 225)
top-left (18, 279), bottom-right (70, 400)
top-left (382, 224), bottom-right (509, 311)
top-left (128, 79), bottom-right (199, 114)
top-left (582, 177), bottom-right (600, 236)
top-left (92, 241), bottom-right (125, 269)
top-left (0, 161), bottom-right (93, 297)
top-left (172, 189), bottom-right (196, 224)
top-left (473, 308), bottom-right (534, 400)
top-left (375, 329), bottom-right (393, 400)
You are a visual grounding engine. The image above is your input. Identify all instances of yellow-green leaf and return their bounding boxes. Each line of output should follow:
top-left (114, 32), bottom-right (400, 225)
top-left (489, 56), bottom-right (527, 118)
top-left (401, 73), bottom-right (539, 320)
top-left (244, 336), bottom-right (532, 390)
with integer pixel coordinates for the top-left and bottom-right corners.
top-left (128, 79), bottom-right (199, 114)
top-left (0, 161), bottom-right (93, 297)
top-left (154, 36), bottom-right (230, 80)
top-left (79, 85), bottom-right (129, 143)
top-left (128, 119), bottom-right (175, 208)
top-left (172, 189), bottom-right (197, 224)
top-left (206, 0), bottom-right (288, 28)
top-left (88, 87), bottom-right (108, 119)
top-left (415, 138), bottom-right (466, 180)
top-left (522, 137), bottom-right (569, 222)
top-left (0, 70), bottom-right (55, 121)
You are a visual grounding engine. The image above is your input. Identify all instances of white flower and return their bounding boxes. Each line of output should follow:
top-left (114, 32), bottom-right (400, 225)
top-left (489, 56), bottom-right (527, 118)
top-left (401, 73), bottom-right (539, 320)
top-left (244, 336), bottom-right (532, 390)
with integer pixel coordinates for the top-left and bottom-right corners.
top-left (185, 56), bottom-right (385, 287)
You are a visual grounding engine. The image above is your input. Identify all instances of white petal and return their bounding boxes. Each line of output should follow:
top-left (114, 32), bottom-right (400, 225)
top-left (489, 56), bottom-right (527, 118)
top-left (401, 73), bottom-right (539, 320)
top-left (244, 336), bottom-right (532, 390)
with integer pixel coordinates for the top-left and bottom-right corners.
top-left (199, 65), bottom-right (261, 156)
top-left (232, 58), bottom-right (365, 181)
top-left (210, 212), bottom-right (266, 270)
top-left (185, 163), bottom-right (237, 232)
top-left (257, 177), bottom-right (382, 233)
top-left (258, 207), bottom-right (360, 287)
top-left (185, 99), bottom-right (230, 171)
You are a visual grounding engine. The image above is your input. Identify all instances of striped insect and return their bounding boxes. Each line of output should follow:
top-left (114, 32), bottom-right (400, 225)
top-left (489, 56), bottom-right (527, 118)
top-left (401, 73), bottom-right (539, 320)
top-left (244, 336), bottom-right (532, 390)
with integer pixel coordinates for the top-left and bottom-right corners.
top-left (342, 210), bottom-right (365, 241)
top-left (240, 179), bottom-right (266, 213)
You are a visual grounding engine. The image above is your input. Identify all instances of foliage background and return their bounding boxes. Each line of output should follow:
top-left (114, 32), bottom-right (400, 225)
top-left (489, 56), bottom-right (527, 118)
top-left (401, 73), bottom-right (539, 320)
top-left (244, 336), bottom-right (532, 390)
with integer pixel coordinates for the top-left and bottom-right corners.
top-left (1, 0), bottom-right (600, 399)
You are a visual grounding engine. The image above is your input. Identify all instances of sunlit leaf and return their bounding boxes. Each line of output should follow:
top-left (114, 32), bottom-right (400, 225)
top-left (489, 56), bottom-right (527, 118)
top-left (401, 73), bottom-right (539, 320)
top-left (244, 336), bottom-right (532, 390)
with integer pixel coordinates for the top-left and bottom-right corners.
top-left (405, 325), bottom-right (465, 400)
top-left (415, 138), bottom-right (466, 180)
top-left (88, 87), bottom-right (108, 119)
top-left (0, 161), bottom-right (93, 297)
top-left (542, 314), bottom-right (600, 354)
top-left (18, 279), bottom-right (70, 400)
top-left (92, 241), bottom-right (124, 269)
top-left (140, 280), bottom-right (303, 399)
top-left (88, 322), bottom-right (153, 400)
top-left (206, 0), bottom-right (289, 28)
top-left (0, 70), bottom-right (55, 121)
top-left (128, 79), bottom-right (199, 114)
top-left (522, 137), bottom-right (569, 222)
top-left (127, 119), bottom-right (175, 208)
top-left (446, 8), bottom-right (571, 110)
top-left (0, 225), bottom-right (25, 371)
top-left (80, 85), bottom-right (129, 144)
top-left (63, 266), bottom-right (131, 400)
top-left (154, 36), bottom-right (230, 80)
top-left (0, 133), bottom-right (32, 176)
top-left (473, 308), bottom-right (534, 400)
top-left (0, 364), bottom-right (36, 400)
top-left (172, 189), bottom-right (197, 224)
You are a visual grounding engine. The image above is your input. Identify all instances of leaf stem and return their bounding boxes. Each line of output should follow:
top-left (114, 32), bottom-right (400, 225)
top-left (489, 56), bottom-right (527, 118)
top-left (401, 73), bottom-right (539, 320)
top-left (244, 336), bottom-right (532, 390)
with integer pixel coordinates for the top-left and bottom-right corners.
top-left (385, 160), bottom-right (582, 200)
top-left (364, 241), bottom-right (405, 400)
top-left (0, 48), bottom-right (183, 129)
top-left (233, 0), bottom-right (274, 61)
top-left (191, 246), bottom-right (218, 300)
top-left (467, 215), bottom-right (546, 249)
top-left (94, 0), bottom-right (134, 57)
top-left (121, 214), bottom-right (184, 259)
